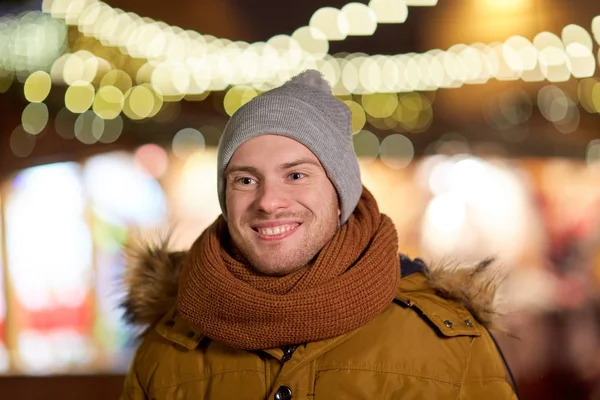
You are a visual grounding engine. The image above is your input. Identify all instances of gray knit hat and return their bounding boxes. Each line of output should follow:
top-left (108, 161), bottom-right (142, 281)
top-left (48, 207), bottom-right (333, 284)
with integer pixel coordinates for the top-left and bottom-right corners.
top-left (217, 70), bottom-right (362, 224)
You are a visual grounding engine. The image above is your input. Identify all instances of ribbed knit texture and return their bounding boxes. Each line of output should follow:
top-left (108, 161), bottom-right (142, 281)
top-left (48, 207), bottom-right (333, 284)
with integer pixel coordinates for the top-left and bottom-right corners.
top-left (177, 187), bottom-right (400, 350)
top-left (217, 70), bottom-right (362, 224)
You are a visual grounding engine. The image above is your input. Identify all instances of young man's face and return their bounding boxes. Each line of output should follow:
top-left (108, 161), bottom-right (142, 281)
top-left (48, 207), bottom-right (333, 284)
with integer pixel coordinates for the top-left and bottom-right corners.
top-left (225, 134), bottom-right (340, 276)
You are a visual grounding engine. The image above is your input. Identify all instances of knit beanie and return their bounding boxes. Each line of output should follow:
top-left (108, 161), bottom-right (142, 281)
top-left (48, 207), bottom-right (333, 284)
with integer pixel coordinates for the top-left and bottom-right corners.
top-left (217, 70), bottom-right (362, 224)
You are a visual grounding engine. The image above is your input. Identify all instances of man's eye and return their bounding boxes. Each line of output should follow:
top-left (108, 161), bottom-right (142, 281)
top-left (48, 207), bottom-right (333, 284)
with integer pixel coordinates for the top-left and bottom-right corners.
top-left (290, 172), bottom-right (304, 180)
top-left (238, 177), bottom-right (255, 185)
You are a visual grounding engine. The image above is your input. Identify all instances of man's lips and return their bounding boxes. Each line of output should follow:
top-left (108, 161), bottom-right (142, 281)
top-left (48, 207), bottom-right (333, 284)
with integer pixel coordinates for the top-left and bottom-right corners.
top-left (251, 222), bottom-right (301, 241)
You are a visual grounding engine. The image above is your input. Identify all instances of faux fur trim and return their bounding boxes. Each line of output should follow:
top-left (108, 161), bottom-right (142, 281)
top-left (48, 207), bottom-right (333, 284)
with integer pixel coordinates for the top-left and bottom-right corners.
top-left (119, 237), bottom-right (506, 331)
top-left (425, 258), bottom-right (506, 331)
top-left (120, 234), bottom-right (187, 328)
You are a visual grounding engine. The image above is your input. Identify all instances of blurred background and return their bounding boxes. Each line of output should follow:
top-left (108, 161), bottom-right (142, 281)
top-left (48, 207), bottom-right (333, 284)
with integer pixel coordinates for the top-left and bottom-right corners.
top-left (0, 0), bottom-right (600, 398)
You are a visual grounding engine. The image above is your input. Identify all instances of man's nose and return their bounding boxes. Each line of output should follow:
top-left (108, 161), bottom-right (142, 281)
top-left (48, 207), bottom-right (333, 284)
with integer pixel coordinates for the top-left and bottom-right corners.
top-left (255, 180), bottom-right (290, 214)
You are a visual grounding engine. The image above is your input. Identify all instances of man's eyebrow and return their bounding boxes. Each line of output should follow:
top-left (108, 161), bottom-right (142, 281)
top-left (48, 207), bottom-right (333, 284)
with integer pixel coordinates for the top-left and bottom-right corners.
top-left (226, 165), bottom-right (261, 176)
top-left (279, 158), bottom-right (322, 170)
top-left (225, 158), bottom-right (322, 176)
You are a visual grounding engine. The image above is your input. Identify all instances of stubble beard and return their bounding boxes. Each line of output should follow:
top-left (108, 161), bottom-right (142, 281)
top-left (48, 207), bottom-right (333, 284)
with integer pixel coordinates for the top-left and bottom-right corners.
top-left (228, 209), bottom-right (340, 276)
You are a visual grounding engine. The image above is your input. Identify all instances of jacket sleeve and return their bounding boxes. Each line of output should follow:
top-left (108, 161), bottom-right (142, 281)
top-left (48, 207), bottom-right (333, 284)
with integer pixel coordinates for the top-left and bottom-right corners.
top-left (458, 330), bottom-right (518, 400)
top-left (120, 352), bottom-right (148, 400)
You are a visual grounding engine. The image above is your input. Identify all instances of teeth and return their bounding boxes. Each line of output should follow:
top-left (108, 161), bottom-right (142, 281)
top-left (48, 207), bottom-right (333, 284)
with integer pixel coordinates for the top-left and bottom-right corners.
top-left (257, 225), bottom-right (295, 236)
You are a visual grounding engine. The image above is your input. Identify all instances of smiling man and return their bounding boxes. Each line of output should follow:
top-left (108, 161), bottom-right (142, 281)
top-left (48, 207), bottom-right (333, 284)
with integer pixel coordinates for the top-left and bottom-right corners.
top-left (120, 70), bottom-right (518, 399)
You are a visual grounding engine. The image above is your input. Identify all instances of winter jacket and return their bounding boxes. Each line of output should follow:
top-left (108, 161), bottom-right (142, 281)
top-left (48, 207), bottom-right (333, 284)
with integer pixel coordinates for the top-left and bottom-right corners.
top-left (120, 244), bottom-right (518, 400)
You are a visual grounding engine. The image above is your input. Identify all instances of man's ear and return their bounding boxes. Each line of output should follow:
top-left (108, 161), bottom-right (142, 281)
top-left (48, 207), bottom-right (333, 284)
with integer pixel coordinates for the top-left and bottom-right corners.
top-left (338, 208), bottom-right (341, 216)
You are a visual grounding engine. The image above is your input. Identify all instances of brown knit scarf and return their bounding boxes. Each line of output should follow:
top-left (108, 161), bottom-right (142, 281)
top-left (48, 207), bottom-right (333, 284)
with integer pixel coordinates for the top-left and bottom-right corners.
top-left (177, 188), bottom-right (400, 350)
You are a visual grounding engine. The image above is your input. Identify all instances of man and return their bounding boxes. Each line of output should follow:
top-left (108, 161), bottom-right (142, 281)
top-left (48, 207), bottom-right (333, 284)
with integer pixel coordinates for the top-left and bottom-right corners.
top-left (120, 70), bottom-right (518, 399)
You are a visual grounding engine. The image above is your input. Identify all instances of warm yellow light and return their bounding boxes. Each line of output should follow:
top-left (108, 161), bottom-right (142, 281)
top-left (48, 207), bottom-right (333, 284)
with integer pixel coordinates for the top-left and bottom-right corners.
top-left (342, 3), bottom-right (377, 36)
top-left (358, 58), bottom-right (382, 93)
top-left (317, 56), bottom-right (342, 90)
top-left (368, 0), bottom-right (408, 23)
top-left (377, 56), bottom-right (400, 92)
top-left (591, 82), bottom-right (600, 113)
top-left (362, 93), bottom-right (398, 118)
top-left (123, 85), bottom-right (156, 120)
top-left (593, 16), bottom-right (600, 45)
top-left (101, 69), bottom-right (133, 93)
top-left (343, 100), bottom-right (366, 133)
top-left (428, 55), bottom-right (446, 87)
top-left (64, 81), bottom-right (95, 113)
top-left (223, 86), bottom-right (258, 116)
top-left (578, 78), bottom-right (599, 113)
top-left (24, 71), bottom-right (51, 103)
top-left (93, 86), bottom-right (125, 120)
top-left (562, 24), bottom-right (593, 50)
top-left (292, 26), bottom-right (329, 59)
top-left (483, 0), bottom-right (526, 9)
top-left (566, 43), bottom-right (595, 78)
top-left (504, 36), bottom-right (537, 72)
top-left (534, 32), bottom-right (563, 51)
top-left (309, 7), bottom-right (349, 41)
top-left (538, 47), bottom-right (571, 82)
top-left (62, 53), bottom-right (85, 85)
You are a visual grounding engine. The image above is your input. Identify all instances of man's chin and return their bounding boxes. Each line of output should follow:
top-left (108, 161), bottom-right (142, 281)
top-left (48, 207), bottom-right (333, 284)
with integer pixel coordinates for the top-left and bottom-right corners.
top-left (248, 253), bottom-right (308, 276)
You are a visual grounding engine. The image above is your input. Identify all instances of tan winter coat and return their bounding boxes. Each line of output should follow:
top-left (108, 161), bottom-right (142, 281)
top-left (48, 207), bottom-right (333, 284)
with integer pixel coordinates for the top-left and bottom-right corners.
top-left (119, 242), bottom-right (518, 400)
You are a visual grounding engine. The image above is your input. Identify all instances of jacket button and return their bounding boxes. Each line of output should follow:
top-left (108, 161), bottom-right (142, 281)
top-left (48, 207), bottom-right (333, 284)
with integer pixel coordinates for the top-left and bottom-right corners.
top-left (444, 320), bottom-right (453, 328)
top-left (274, 385), bottom-right (292, 400)
top-left (186, 331), bottom-right (195, 338)
top-left (464, 319), bottom-right (473, 327)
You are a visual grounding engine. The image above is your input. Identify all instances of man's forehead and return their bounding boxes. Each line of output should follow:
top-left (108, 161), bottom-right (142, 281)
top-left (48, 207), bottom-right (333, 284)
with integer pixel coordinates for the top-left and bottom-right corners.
top-left (227, 135), bottom-right (323, 170)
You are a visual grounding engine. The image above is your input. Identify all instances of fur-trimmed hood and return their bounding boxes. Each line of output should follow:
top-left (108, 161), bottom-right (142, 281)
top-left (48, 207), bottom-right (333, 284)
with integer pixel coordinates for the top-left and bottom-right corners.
top-left (120, 237), bottom-right (506, 331)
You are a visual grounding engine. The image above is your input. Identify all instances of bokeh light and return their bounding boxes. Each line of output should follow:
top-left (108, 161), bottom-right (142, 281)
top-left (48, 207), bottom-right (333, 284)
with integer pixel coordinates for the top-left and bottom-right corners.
top-left (55, 107), bottom-right (77, 139)
top-left (74, 111), bottom-right (102, 144)
top-left (368, 0), bottom-right (408, 23)
top-left (353, 129), bottom-right (379, 163)
top-left (538, 85), bottom-right (569, 122)
top-left (100, 70), bottom-right (132, 94)
top-left (24, 71), bottom-right (51, 103)
top-left (309, 7), bottom-right (349, 41)
top-left (93, 86), bottom-right (124, 120)
top-left (10, 125), bottom-right (36, 157)
top-left (343, 100), bottom-right (367, 133)
top-left (379, 134), bottom-right (414, 169)
top-left (587, 139), bottom-right (600, 166)
top-left (223, 86), bottom-right (258, 116)
top-left (134, 144), bottom-right (169, 179)
top-left (65, 81), bottom-right (95, 114)
top-left (21, 103), bottom-right (49, 135)
top-left (341, 3), bottom-right (377, 36)
top-left (291, 26), bottom-right (329, 59)
top-left (99, 115), bottom-right (123, 144)
top-left (123, 85), bottom-right (156, 120)
top-left (62, 51), bottom-right (99, 85)
top-left (361, 93), bottom-right (398, 118)
top-left (172, 128), bottom-right (206, 160)
top-left (0, 11), bottom-right (67, 73)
